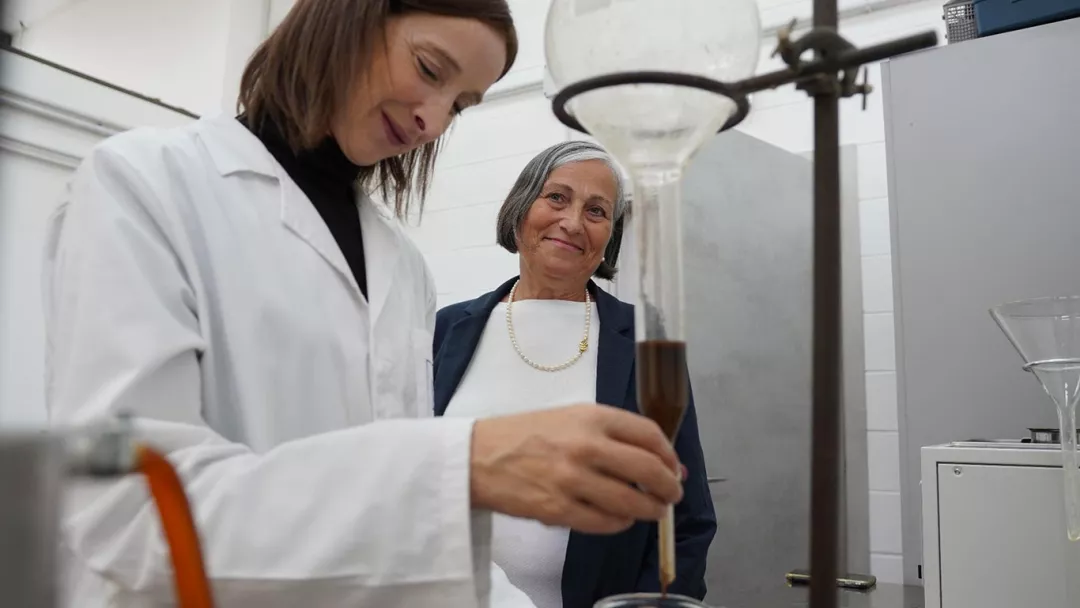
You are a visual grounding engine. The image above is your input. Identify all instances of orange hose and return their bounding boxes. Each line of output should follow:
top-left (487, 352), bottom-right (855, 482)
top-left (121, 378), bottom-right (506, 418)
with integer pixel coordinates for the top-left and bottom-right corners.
top-left (135, 444), bottom-right (215, 608)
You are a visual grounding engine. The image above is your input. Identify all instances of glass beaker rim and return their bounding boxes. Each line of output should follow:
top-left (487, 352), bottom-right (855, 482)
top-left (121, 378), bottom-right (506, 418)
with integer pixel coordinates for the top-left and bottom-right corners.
top-left (593, 592), bottom-right (707, 608)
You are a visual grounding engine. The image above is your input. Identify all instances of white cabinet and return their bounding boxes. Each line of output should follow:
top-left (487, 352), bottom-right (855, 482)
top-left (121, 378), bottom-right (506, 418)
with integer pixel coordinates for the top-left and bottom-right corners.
top-left (922, 443), bottom-right (1076, 607)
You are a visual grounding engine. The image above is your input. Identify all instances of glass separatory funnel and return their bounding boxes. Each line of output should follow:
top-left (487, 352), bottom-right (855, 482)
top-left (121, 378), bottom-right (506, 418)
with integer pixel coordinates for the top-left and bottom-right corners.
top-left (545, 0), bottom-right (761, 595)
top-left (991, 296), bottom-right (1080, 542)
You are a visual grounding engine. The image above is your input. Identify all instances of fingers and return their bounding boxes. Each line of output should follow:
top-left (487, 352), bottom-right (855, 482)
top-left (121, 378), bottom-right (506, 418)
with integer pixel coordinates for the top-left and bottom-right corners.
top-left (571, 465), bottom-right (669, 521)
top-left (493, 483), bottom-right (635, 535)
top-left (598, 406), bottom-right (680, 471)
top-left (556, 500), bottom-right (635, 535)
top-left (586, 437), bottom-right (683, 505)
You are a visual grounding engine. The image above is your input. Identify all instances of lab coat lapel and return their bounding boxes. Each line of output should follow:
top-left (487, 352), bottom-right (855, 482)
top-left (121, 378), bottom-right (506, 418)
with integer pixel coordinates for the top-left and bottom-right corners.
top-left (562, 284), bottom-right (636, 606)
top-left (359, 196), bottom-right (401, 323)
top-left (198, 114), bottom-right (366, 303)
top-left (278, 179), bottom-right (365, 300)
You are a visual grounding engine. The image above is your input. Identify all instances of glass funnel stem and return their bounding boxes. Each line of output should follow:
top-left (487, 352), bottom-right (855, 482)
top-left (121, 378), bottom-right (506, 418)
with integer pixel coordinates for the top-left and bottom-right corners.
top-left (632, 165), bottom-right (686, 345)
top-left (1058, 401), bottom-right (1080, 542)
top-left (631, 165), bottom-right (688, 591)
top-left (1033, 361), bottom-right (1080, 542)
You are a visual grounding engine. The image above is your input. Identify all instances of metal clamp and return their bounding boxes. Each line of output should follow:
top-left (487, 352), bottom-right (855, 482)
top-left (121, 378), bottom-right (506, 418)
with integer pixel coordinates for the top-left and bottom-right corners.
top-left (64, 412), bottom-right (138, 477)
top-left (772, 19), bottom-right (873, 106)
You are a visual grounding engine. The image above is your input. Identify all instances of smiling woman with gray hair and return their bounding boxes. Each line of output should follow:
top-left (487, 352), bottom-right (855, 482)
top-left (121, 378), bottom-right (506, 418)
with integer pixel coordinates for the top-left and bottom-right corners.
top-left (495, 140), bottom-right (630, 282)
top-left (432, 140), bottom-right (716, 608)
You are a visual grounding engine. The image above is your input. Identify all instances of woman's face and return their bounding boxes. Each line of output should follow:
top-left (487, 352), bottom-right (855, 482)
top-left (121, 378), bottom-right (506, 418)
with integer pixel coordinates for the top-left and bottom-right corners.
top-left (517, 160), bottom-right (618, 286)
top-left (331, 13), bottom-right (507, 165)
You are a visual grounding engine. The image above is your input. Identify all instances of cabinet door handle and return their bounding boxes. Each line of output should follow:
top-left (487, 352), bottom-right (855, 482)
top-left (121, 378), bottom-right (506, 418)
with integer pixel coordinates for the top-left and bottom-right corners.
top-left (706, 477), bottom-right (727, 484)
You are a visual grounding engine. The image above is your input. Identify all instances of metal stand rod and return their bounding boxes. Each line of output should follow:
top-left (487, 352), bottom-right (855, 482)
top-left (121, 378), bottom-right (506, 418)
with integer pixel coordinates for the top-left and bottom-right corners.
top-left (809, 93), bottom-right (842, 608)
top-left (809, 0), bottom-right (842, 604)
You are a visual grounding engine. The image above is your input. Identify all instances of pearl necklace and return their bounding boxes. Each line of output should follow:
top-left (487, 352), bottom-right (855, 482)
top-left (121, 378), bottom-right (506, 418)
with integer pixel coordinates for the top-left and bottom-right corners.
top-left (505, 280), bottom-right (591, 372)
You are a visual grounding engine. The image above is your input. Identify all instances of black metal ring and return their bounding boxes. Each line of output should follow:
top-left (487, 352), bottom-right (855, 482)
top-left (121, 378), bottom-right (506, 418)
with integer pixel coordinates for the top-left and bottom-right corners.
top-left (551, 71), bottom-right (751, 136)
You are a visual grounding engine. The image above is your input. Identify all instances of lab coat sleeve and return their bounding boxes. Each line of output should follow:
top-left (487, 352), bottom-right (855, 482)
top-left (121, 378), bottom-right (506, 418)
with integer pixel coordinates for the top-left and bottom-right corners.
top-left (44, 143), bottom-right (486, 607)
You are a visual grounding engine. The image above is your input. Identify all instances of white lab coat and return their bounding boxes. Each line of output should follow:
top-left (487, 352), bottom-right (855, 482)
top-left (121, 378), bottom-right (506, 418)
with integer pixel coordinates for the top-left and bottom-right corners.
top-left (42, 114), bottom-right (534, 607)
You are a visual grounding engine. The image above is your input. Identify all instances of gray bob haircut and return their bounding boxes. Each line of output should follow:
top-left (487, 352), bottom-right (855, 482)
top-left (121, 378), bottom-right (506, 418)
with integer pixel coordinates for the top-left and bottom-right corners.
top-left (495, 140), bottom-right (630, 280)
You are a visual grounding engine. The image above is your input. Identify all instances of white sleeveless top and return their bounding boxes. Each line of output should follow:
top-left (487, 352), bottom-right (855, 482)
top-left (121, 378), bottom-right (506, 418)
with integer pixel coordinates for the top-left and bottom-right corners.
top-left (444, 300), bottom-right (601, 608)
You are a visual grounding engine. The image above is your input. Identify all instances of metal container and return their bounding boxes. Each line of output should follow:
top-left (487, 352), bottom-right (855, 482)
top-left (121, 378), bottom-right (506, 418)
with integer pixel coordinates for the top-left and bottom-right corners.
top-left (1028, 427), bottom-right (1080, 445)
top-left (0, 432), bottom-right (65, 608)
top-left (0, 417), bottom-right (134, 607)
top-left (943, 0), bottom-right (979, 43)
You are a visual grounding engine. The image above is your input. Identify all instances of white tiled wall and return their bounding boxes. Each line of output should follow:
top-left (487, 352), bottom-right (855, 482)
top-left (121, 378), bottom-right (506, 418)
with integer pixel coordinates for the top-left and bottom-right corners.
top-left (406, 0), bottom-right (948, 585)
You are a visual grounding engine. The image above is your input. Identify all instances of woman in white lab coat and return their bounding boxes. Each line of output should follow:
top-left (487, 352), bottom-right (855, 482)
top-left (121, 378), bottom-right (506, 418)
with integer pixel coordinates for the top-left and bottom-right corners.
top-left (42, 1), bottom-right (684, 607)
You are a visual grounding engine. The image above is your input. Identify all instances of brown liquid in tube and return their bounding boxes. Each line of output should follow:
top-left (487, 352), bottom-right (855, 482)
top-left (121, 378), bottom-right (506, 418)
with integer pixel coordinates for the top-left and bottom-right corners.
top-left (636, 340), bottom-right (689, 598)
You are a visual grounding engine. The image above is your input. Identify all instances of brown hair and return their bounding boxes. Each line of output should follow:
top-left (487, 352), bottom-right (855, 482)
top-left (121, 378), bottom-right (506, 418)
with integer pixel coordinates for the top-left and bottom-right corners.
top-left (238, 0), bottom-right (517, 218)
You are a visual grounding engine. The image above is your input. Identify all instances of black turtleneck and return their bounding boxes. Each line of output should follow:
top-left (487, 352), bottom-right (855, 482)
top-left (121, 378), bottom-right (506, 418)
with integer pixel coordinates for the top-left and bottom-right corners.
top-left (241, 116), bottom-right (368, 299)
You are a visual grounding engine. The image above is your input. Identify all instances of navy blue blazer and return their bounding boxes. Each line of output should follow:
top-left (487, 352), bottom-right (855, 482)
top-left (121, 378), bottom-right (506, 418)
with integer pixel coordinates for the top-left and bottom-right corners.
top-left (433, 277), bottom-right (717, 608)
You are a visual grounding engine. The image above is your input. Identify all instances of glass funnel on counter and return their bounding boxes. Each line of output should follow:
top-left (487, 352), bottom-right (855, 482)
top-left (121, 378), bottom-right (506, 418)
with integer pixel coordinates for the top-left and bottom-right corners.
top-left (545, 0), bottom-right (761, 597)
top-left (991, 296), bottom-right (1080, 542)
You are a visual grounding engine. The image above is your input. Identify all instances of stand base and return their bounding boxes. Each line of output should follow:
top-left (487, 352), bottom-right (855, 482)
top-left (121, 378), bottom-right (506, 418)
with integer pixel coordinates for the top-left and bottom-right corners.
top-left (786, 569), bottom-right (878, 591)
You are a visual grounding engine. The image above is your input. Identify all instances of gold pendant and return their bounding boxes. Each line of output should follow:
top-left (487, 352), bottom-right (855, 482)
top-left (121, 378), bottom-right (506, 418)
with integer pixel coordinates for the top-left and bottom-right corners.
top-left (579, 339), bottom-right (588, 353)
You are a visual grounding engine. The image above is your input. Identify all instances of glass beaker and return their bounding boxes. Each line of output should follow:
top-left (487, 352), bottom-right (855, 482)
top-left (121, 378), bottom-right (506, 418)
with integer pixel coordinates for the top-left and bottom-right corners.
top-left (594, 592), bottom-right (709, 608)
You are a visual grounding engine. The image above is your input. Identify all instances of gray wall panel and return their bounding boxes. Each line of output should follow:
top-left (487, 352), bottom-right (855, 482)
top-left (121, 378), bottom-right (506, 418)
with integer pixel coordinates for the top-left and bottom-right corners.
top-left (883, 17), bottom-right (1080, 584)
